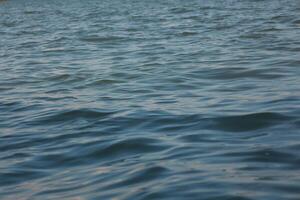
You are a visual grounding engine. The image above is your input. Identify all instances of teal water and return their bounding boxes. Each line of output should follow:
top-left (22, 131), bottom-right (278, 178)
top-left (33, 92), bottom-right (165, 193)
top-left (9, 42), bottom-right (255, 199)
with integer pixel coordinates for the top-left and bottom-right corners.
top-left (1, 0), bottom-right (300, 199)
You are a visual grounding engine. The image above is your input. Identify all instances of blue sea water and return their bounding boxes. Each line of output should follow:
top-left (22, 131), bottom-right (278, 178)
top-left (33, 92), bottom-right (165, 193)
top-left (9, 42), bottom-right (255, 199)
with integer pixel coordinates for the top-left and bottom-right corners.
top-left (0, 0), bottom-right (300, 199)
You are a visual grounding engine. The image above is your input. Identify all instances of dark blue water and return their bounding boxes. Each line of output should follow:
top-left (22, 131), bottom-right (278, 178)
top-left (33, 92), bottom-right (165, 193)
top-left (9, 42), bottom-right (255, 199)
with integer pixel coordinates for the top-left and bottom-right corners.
top-left (1, 0), bottom-right (300, 199)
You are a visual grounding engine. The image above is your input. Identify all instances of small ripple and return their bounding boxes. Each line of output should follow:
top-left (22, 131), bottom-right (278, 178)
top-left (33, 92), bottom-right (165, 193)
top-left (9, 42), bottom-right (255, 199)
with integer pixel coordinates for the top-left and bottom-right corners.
top-left (21, 153), bottom-right (81, 170)
top-left (31, 109), bottom-right (117, 125)
top-left (42, 48), bottom-right (77, 53)
top-left (122, 111), bottom-right (293, 133)
top-left (206, 68), bottom-right (285, 80)
top-left (178, 133), bottom-right (222, 144)
top-left (222, 148), bottom-right (299, 165)
top-left (106, 165), bottom-right (169, 188)
top-left (169, 7), bottom-right (195, 14)
top-left (86, 79), bottom-right (125, 86)
top-left (33, 96), bottom-right (77, 102)
top-left (46, 73), bottom-right (72, 81)
top-left (0, 169), bottom-right (47, 186)
top-left (85, 137), bottom-right (170, 161)
top-left (19, 137), bottom-right (170, 170)
top-left (209, 112), bottom-right (293, 132)
top-left (177, 31), bottom-right (198, 37)
top-left (79, 35), bottom-right (126, 43)
top-left (24, 10), bottom-right (42, 15)
top-left (292, 19), bottom-right (300, 26)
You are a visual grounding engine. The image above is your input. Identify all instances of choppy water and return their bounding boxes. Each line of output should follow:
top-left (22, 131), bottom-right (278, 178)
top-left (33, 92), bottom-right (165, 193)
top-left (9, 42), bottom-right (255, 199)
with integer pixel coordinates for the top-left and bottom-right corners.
top-left (1, 0), bottom-right (300, 199)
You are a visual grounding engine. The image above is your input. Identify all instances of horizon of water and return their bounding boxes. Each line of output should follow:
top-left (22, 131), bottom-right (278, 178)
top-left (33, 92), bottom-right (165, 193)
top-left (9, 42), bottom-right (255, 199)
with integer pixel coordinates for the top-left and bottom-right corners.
top-left (1, 0), bottom-right (300, 199)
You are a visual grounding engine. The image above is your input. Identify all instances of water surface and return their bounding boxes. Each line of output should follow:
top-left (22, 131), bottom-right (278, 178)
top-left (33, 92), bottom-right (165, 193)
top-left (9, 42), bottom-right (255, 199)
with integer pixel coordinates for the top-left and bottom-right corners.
top-left (1, 0), bottom-right (300, 199)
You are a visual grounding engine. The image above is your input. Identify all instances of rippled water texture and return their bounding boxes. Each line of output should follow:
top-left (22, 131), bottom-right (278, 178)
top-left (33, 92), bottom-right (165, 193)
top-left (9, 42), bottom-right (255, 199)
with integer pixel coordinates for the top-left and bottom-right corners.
top-left (1, 0), bottom-right (300, 199)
